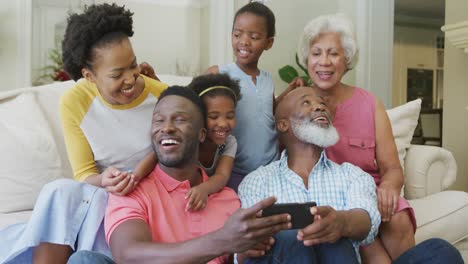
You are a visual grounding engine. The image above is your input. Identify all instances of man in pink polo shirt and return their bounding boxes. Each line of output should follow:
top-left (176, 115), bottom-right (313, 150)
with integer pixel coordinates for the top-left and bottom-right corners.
top-left (67, 86), bottom-right (291, 264)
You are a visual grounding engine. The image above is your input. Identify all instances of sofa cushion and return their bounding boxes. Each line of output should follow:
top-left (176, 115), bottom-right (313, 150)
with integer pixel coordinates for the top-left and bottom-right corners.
top-left (158, 74), bottom-right (192, 86)
top-left (386, 99), bottom-right (421, 170)
top-left (410, 191), bottom-right (468, 245)
top-left (0, 211), bottom-right (32, 230)
top-left (0, 92), bottom-right (63, 213)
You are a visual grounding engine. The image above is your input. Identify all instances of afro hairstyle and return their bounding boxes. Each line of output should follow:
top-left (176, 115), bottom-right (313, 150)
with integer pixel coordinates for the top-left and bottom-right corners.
top-left (62, 3), bottom-right (134, 81)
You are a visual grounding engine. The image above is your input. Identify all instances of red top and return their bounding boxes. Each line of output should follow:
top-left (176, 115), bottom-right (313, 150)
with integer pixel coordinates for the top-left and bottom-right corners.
top-left (326, 87), bottom-right (381, 185)
top-left (105, 165), bottom-right (240, 263)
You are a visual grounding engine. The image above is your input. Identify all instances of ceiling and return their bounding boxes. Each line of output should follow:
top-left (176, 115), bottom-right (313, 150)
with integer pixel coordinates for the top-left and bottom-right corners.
top-left (395, 0), bottom-right (445, 19)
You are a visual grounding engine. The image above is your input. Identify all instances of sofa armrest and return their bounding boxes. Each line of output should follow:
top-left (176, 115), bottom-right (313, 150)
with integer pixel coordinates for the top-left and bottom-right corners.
top-left (404, 144), bottom-right (457, 199)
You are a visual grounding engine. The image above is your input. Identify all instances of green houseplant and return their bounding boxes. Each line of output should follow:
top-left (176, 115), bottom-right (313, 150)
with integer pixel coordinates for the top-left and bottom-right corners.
top-left (33, 47), bottom-right (70, 85)
top-left (278, 53), bottom-right (311, 85)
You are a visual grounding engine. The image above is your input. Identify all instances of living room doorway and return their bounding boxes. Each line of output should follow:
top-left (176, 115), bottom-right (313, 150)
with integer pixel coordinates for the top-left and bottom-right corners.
top-left (393, 0), bottom-right (445, 147)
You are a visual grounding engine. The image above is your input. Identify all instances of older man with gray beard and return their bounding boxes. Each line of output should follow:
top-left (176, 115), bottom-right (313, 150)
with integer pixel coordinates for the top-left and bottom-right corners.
top-left (238, 86), bottom-right (463, 264)
top-left (238, 87), bottom-right (379, 264)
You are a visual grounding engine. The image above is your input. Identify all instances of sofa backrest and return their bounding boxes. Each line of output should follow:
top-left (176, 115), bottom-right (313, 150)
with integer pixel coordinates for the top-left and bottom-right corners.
top-left (0, 81), bottom-right (75, 213)
top-left (0, 75), bottom-right (193, 213)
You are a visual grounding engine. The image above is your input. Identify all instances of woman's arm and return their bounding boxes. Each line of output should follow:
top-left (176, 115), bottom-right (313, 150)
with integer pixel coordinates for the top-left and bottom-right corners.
top-left (59, 88), bottom-right (101, 183)
top-left (374, 98), bottom-right (404, 221)
top-left (60, 86), bottom-right (146, 195)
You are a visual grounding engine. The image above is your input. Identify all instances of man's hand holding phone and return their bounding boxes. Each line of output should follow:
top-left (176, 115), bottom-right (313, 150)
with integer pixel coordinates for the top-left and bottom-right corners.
top-left (297, 206), bottom-right (346, 246)
top-left (262, 202), bottom-right (316, 229)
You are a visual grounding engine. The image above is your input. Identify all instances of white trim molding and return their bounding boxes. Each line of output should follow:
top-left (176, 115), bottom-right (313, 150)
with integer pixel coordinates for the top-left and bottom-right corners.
top-left (17, 0), bottom-right (32, 88)
top-left (353, 0), bottom-right (394, 108)
top-left (123, 0), bottom-right (207, 8)
top-left (208, 0), bottom-right (234, 66)
top-left (442, 21), bottom-right (468, 53)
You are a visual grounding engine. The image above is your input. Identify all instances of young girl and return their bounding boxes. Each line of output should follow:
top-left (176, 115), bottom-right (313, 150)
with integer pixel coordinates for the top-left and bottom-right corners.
top-left (133, 73), bottom-right (241, 211)
top-left (206, 2), bottom-right (291, 191)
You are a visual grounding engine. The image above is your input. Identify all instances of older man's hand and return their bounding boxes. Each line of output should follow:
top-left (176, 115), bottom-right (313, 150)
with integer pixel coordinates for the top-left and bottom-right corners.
top-left (297, 206), bottom-right (345, 246)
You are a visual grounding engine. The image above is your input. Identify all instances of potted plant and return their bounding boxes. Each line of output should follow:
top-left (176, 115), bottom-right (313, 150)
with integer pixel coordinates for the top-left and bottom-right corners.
top-left (33, 46), bottom-right (70, 85)
top-left (278, 53), bottom-right (311, 85)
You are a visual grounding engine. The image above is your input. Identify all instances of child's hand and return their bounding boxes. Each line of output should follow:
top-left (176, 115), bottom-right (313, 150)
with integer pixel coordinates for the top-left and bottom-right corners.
top-left (101, 167), bottom-right (137, 196)
top-left (286, 77), bottom-right (305, 91)
top-left (139, 61), bottom-right (159, 80)
top-left (185, 184), bottom-right (209, 211)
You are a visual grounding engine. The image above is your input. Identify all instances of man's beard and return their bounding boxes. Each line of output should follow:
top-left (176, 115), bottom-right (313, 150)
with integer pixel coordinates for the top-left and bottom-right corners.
top-left (152, 139), bottom-right (199, 168)
top-left (290, 117), bottom-right (339, 148)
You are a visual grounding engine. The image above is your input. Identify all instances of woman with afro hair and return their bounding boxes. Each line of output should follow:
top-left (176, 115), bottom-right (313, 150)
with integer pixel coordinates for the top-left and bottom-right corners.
top-left (0, 3), bottom-right (167, 264)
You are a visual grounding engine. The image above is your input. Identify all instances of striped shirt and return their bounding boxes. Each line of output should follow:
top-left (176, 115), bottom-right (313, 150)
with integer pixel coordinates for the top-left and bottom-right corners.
top-left (238, 150), bottom-right (380, 250)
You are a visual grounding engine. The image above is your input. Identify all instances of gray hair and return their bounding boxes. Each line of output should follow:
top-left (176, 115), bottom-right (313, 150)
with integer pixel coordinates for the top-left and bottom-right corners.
top-left (298, 13), bottom-right (358, 71)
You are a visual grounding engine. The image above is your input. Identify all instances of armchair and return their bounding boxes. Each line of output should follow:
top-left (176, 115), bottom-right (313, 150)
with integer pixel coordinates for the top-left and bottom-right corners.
top-left (405, 144), bottom-right (468, 260)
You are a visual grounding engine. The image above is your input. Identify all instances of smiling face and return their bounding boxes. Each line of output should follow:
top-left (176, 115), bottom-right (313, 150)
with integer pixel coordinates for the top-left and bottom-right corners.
top-left (203, 95), bottom-right (236, 145)
top-left (151, 95), bottom-right (206, 168)
top-left (277, 87), bottom-right (338, 148)
top-left (307, 32), bottom-right (347, 92)
top-left (289, 88), bottom-right (332, 128)
top-left (232, 12), bottom-right (273, 69)
top-left (82, 37), bottom-right (144, 105)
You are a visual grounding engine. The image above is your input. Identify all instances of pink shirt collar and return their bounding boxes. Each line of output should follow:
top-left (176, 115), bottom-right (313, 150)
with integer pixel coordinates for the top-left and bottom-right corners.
top-left (153, 164), bottom-right (209, 192)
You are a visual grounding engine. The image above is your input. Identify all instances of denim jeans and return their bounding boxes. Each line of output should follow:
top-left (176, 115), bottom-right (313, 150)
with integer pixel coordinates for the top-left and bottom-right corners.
top-left (245, 230), bottom-right (358, 264)
top-left (68, 250), bottom-right (115, 264)
top-left (393, 238), bottom-right (463, 264)
top-left (67, 237), bottom-right (463, 264)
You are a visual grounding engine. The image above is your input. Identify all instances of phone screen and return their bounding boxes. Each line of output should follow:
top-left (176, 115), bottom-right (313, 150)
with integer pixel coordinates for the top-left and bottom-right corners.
top-left (262, 202), bottom-right (316, 229)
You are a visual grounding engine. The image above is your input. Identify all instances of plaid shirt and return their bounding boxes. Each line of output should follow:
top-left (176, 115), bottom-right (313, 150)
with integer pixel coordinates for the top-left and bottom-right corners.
top-left (238, 150), bottom-right (381, 248)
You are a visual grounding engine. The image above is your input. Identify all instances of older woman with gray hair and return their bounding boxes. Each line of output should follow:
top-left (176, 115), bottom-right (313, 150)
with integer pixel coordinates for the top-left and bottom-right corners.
top-left (292, 14), bottom-right (416, 263)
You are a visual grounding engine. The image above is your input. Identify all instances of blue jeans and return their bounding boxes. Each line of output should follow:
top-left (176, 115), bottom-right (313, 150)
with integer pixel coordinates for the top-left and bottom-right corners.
top-left (393, 238), bottom-right (463, 264)
top-left (245, 230), bottom-right (358, 264)
top-left (68, 250), bottom-right (115, 264)
top-left (67, 238), bottom-right (463, 264)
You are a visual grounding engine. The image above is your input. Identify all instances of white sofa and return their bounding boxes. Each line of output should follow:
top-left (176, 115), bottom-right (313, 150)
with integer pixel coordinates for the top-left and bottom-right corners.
top-left (1, 77), bottom-right (468, 261)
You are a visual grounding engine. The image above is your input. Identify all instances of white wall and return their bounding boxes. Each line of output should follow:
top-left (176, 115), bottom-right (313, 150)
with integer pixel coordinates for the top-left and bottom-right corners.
top-left (29, 0), bottom-right (203, 86)
top-left (81, 0), bottom-right (203, 76)
top-left (0, 0), bottom-right (395, 106)
top-left (444, 0), bottom-right (468, 192)
top-left (128, 2), bottom-right (202, 76)
top-left (0, 1), bottom-right (31, 91)
top-left (0, 2), bottom-right (20, 91)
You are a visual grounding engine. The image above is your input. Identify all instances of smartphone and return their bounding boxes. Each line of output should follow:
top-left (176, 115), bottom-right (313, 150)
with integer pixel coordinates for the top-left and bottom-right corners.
top-left (262, 202), bottom-right (316, 229)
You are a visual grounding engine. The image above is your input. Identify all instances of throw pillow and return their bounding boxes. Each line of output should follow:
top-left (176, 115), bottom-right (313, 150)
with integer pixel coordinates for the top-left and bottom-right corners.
top-left (0, 92), bottom-right (63, 213)
top-left (386, 99), bottom-right (422, 171)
